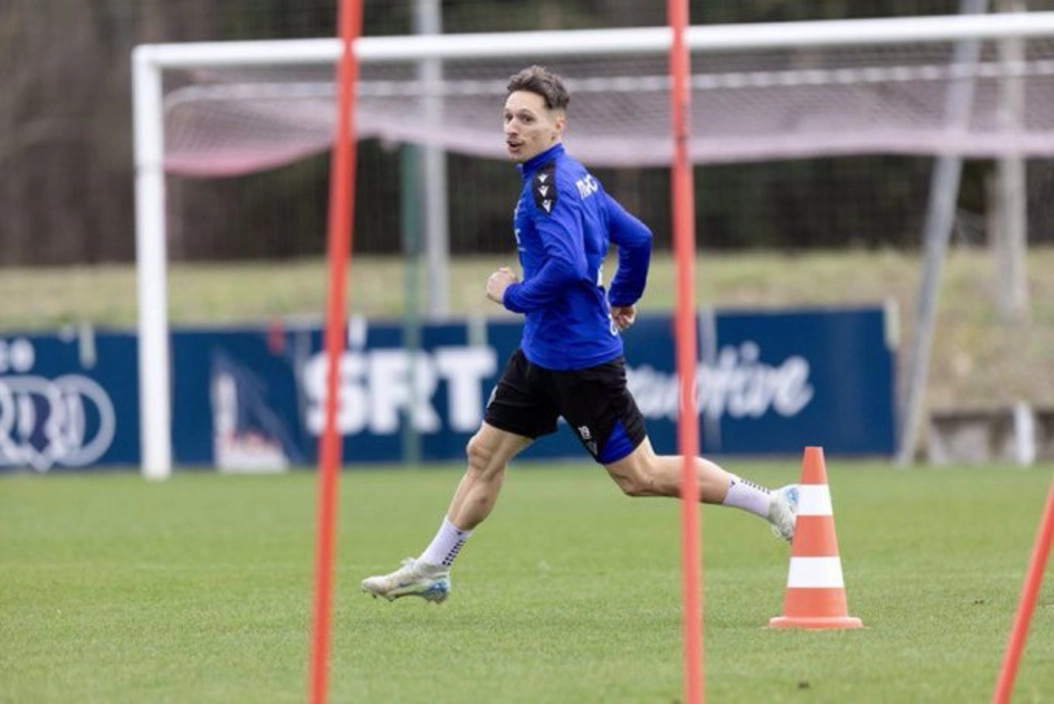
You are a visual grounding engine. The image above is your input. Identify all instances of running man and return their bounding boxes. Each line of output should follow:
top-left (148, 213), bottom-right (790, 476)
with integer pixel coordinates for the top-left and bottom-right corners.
top-left (362, 65), bottom-right (798, 603)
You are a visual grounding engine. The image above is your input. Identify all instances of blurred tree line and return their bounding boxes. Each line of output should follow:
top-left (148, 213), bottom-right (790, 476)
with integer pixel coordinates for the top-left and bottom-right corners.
top-left (3, 0), bottom-right (1054, 264)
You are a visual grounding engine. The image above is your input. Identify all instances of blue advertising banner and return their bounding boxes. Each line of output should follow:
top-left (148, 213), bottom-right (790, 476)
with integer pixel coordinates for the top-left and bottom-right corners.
top-left (173, 307), bottom-right (895, 470)
top-left (0, 306), bottom-right (896, 472)
top-left (169, 320), bottom-right (499, 468)
top-left (620, 308), bottom-right (896, 456)
top-left (0, 330), bottom-right (140, 471)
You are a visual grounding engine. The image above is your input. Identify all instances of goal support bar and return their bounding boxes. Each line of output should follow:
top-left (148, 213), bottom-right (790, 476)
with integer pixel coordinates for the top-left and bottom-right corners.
top-left (137, 12), bottom-right (1054, 68)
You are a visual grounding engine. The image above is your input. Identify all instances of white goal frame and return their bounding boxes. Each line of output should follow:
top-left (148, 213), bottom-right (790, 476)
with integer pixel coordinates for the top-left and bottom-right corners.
top-left (133, 11), bottom-right (1054, 479)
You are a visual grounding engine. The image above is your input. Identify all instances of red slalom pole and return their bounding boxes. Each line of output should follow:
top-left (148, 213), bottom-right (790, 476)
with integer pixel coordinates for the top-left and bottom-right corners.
top-left (309, 1), bottom-right (362, 703)
top-left (993, 479), bottom-right (1054, 704)
top-left (667, 1), bottom-right (703, 702)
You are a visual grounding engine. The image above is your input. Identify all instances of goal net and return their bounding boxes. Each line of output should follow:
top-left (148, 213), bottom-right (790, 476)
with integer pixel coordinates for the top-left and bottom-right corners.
top-left (134, 11), bottom-right (1054, 477)
top-left (158, 14), bottom-right (1054, 177)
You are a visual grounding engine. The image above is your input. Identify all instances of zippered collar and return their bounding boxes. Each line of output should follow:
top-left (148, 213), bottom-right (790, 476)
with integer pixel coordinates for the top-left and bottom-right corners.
top-left (517, 143), bottom-right (565, 180)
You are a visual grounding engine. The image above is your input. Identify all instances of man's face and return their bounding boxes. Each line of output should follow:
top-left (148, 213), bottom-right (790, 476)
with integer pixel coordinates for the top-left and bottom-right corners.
top-left (503, 90), bottom-right (564, 163)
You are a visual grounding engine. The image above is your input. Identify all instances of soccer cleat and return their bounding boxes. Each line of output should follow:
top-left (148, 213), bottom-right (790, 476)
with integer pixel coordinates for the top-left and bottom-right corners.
top-left (361, 557), bottom-right (451, 603)
top-left (767, 484), bottom-right (800, 543)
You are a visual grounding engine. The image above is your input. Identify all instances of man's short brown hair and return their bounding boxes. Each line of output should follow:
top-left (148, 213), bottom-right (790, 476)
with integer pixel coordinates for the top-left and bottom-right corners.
top-left (506, 65), bottom-right (570, 111)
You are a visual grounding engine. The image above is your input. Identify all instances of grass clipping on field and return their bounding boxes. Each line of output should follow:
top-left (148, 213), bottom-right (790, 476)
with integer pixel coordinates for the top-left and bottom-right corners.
top-left (1, 247), bottom-right (1052, 409)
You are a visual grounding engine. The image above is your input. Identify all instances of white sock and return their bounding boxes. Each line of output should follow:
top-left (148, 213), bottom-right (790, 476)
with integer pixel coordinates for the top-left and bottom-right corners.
top-left (419, 518), bottom-right (472, 570)
top-left (722, 476), bottom-right (771, 518)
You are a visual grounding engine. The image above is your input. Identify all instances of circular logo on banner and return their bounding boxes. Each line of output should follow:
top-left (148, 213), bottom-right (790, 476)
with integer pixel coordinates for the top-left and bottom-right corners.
top-left (0, 375), bottom-right (117, 471)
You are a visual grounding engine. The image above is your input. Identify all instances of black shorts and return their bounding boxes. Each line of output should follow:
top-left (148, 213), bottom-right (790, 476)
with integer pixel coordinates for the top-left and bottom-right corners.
top-left (484, 348), bottom-right (647, 464)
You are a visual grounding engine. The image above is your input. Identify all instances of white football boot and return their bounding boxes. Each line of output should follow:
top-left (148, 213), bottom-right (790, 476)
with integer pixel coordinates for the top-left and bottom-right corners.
top-left (361, 558), bottom-right (451, 603)
top-left (767, 484), bottom-right (800, 543)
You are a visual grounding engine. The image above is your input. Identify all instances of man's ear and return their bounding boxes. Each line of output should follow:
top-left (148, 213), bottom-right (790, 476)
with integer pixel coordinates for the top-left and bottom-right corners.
top-left (553, 111), bottom-right (567, 139)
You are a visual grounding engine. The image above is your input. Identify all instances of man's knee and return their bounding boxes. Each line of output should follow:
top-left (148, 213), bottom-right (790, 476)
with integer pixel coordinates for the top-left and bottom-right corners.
top-left (606, 455), bottom-right (658, 497)
top-left (465, 432), bottom-right (490, 469)
top-left (465, 429), bottom-right (507, 477)
top-left (464, 423), bottom-right (532, 480)
top-left (610, 469), bottom-right (651, 497)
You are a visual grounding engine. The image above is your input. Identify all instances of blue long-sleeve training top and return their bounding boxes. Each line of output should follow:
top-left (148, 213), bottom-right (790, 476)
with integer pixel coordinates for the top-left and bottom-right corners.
top-left (502, 143), bottom-right (653, 371)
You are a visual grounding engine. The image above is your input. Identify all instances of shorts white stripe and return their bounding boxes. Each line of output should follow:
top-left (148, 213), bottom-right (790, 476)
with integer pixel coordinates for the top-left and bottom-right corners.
top-left (798, 485), bottom-right (833, 516)
top-left (787, 556), bottom-right (845, 588)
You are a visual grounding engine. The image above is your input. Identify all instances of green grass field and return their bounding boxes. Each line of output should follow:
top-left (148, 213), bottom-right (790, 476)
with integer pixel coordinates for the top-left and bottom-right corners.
top-left (2, 461), bottom-right (1052, 703)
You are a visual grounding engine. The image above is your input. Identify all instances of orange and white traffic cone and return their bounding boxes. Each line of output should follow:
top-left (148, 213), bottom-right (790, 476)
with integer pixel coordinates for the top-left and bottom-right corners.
top-left (769, 446), bottom-right (863, 629)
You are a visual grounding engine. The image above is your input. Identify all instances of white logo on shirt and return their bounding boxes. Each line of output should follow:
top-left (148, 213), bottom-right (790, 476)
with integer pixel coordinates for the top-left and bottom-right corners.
top-left (575, 174), bottom-right (599, 199)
